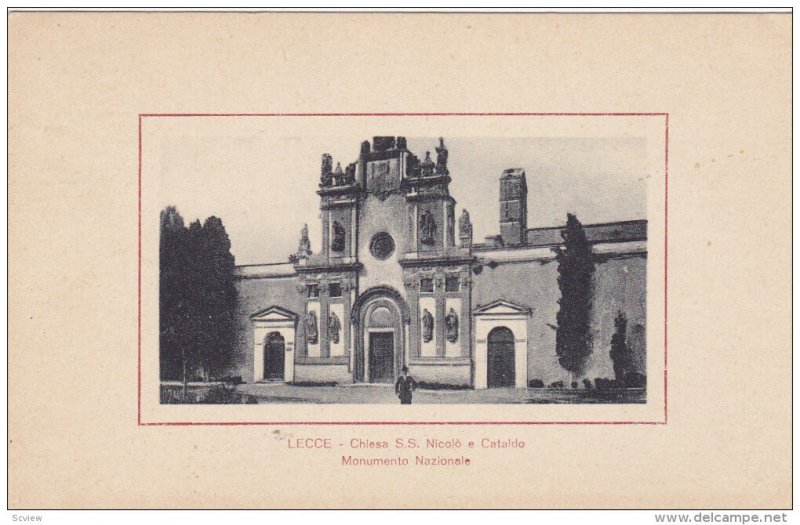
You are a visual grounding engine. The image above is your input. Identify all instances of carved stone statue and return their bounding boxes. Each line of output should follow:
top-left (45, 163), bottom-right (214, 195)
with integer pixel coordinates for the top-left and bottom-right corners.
top-left (373, 136), bottom-right (395, 151)
top-left (405, 154), bottom-right (421, 178)
top-left (320, 154), bottom-right (333, 186)
top-left (343, 162), bottom-right (356, 185)
top-left (435, 137), bottom-right (449, 174)
top-left (458, 209), bottom-right (472, 237)
top-left (331, 220), bottom-right (346, 253)
top-left (306, 310), bottom-right (318, 345)
top-left (445, 308), bottom-right (459, 343)
top-left (421, 151), bottom-right (435, 176)
top-left (333, 162), bottom-right (343, 185)
top-left (419, 210), bottom-right (436, 246)
top-left (296, 223), bottom-right (312, 259)
top-left (422, 308), bottom-right (434, 343)
top-left (458, 208), bottom-right (473, 247)
top-left (329, 312), bottom-right (341, 344)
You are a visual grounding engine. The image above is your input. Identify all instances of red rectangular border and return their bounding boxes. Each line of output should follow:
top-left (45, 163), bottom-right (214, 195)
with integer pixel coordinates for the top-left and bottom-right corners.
top-left (138, 112), bottom-right (669, 426)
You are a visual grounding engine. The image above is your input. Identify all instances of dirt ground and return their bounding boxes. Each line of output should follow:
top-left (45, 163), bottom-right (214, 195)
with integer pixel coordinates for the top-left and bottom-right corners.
top-left (161, 382), bottom-right (646, 404)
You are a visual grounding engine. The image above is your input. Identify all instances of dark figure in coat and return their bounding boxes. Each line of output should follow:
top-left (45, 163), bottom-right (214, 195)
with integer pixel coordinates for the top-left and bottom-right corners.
top-left (395, 366), bottom-right (419, 405)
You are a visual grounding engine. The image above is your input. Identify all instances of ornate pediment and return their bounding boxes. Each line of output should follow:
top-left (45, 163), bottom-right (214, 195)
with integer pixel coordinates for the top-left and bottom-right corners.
top-left (473, 299), bottom-right (531, 316)
top-left (250, 305), bottom-right (299, 322)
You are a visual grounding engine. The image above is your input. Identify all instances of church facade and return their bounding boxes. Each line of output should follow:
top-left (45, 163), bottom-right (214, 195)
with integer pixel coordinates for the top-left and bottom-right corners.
top-left (231, 136), bottom-right (647, 389)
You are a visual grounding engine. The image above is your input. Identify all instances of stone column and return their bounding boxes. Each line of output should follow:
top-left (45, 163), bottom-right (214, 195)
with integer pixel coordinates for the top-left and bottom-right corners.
top-left (342, 278), bottom-right (353, 371)
top-left (460, 272), bottom-right (472, 358)
top-left (411, 203), bottom-right (418, 251)
top-left (319, 282), bottom-right (330, 358)
top-left (442, 202), bottom-right (448, 249)
top-left (435, 272), bottom-right (446, 357)
top-left (296, 282), bottom-right (308, 358)
top-left (326, 209), bottom-right (333, 263)
top-left (350, 205), bottom-right (358, 259)
top-left (321, 209), bottom-right (330, 261)
top-left (405, 274), bottom-right (420, 358)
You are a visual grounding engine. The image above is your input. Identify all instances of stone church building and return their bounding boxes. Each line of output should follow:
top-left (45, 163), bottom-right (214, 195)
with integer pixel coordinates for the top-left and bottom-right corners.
top-left (231, 136), bottom-right (647, 388)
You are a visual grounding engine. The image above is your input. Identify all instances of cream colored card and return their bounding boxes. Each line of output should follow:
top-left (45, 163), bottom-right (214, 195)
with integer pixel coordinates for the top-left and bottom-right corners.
top-left (8, 12), bottom-right (791, 509)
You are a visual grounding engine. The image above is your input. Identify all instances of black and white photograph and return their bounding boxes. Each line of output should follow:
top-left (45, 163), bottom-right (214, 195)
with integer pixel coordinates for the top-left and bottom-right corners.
top-left (155, 123), bottom-right (656, 406)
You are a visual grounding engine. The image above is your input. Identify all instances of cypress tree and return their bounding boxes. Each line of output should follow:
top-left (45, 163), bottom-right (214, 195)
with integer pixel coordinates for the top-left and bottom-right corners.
top-left (159, 206), bottom-right (188, 381)
top-left (555, 213), bottom-right (596, 379)
top-left (159, 208), bottom-right (237, 389)
top-left (610, 310), bottom-right (634, 383)
top-left (199, 216), bottom-right (237, 380)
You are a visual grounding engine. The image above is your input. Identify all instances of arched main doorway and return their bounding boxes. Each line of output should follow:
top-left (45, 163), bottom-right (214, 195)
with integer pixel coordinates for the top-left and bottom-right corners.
top-left (351, 286), bottom-right (410, 384)
top-left (487, 327), bottom-right (515, 388)
top-left (263, 331), bottom-right (286, 380)
top-left (366, 305), bottom-right (398, 383)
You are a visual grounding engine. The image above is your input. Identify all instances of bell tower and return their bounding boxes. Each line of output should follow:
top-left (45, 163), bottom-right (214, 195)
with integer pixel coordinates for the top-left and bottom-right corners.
top-left (499, 168), bottom-right (527, 246)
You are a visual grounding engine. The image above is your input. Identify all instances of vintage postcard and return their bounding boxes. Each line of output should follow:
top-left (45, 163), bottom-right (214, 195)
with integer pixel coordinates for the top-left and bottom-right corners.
top-left (8, 11), bottom-right (791, 510)
top-left (140, 113), bottom-right (666, 425)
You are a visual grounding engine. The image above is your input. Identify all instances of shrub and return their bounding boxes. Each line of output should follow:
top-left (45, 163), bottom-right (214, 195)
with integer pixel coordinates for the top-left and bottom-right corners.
top-left (548, 380), bottom-right (564, 389)
top-left (594, 378), bottom-right (612, 391)
top-left (418, 382), bottom-right (471, 390)
top-left (187, 370), bottom-right (205, 382)
top-left (160, 384), bottom-right (257, 404)
top-left (623, 372), bottom-right (647, 388)
top-left (610, 310), bottom-right (634, 382)
top-left (201, 384), bottom-right (258, 404)
top-left (571, 381), bottom-right (579, 389)
top-left (582, 378), bottom-right (593, 390)
top-left (528, 379), bottom-right (545, 388)
top-left (161, 387), bottom-right (191, 404)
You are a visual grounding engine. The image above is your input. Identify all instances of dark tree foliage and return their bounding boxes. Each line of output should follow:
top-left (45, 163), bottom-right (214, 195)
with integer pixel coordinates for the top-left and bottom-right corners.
top-left (622, 372), bottom-right (646, 388)
top-left (609, 310), bottom-right (634, 383)
top-left (185, 219), bottom-right (206, 379)
top-left (160, 206), bottom-right (189, 381)
top-left (159, 207), bottom-right (237, 384)
top-left (555, 213), bottom-right (596, 377)
top-left (196, 216), bottom-right (237, 380)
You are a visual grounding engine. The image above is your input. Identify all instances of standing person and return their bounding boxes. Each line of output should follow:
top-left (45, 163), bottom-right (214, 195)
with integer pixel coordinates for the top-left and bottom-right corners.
top-left (395, 366), bottom-right (418, 405)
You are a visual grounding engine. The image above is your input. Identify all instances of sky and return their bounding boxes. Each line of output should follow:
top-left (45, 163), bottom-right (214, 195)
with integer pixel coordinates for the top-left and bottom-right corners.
top-left (158, 134), bottom-right (647, 266)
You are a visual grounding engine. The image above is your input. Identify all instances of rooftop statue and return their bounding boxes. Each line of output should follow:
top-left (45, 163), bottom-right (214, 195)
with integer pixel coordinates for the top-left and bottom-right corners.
top-left (421, 151), bottom-right (435, 176)
top-left (320, 153), bottom-right (333, 186)
top-left (435, 137), bottom-right (449, 174)
top-left (333, 162), bottom-right (343, 185)
top-left (296, 223), bottom-right (312, 259)
top-left (459, 208), bottom-right (473, 238)
top-left (343, 162), bottom-right (356, 185)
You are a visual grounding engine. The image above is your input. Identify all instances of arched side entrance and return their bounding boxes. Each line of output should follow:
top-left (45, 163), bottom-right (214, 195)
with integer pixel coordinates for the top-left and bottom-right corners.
top-left (263, 332), bottom-right (286, 380)
top-left (351, 286), bottom-right (411, 383)
top-left (250, 306), bottom-right (298, 383)
top-left (487, 327), bottom-right (515, 388)
top-left (473, 300), bottom-right (531, 389)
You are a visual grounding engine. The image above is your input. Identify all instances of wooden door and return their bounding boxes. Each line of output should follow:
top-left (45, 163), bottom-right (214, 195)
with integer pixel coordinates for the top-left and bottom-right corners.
top-left (368, 332), bottom-right (394, 383)
top-left (264, 332), bottom-right (285, 380)
top-left (487, 327), bottom-right (515, 388)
